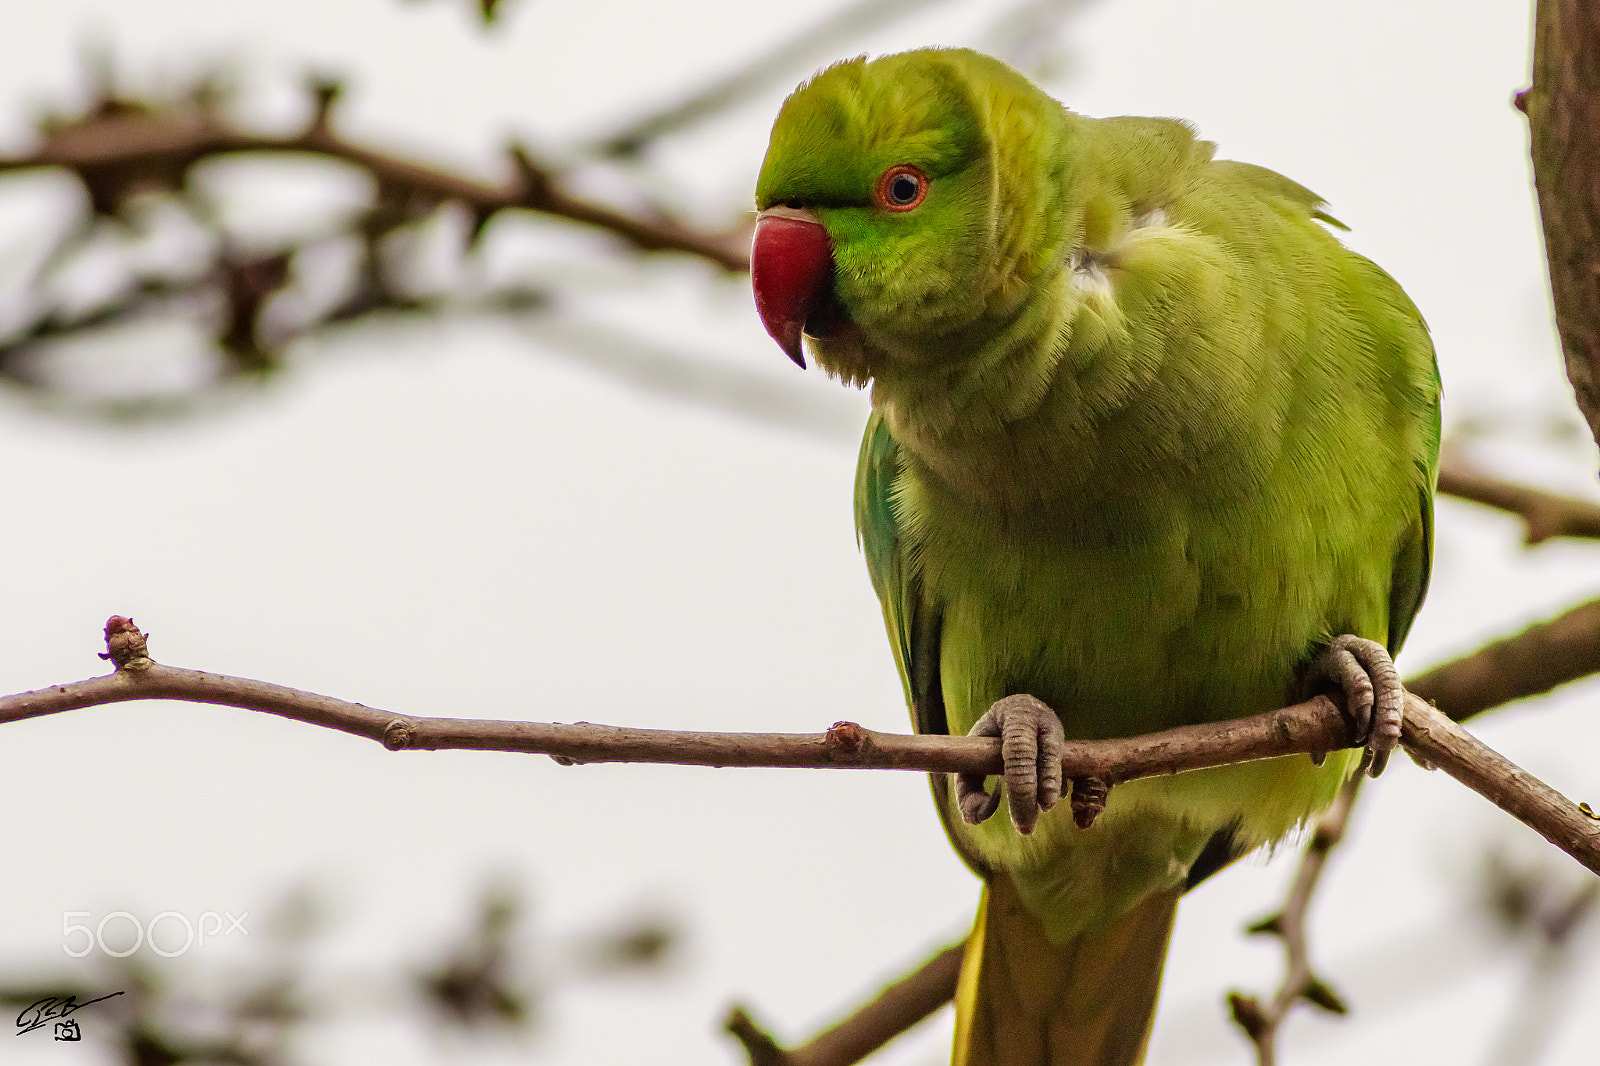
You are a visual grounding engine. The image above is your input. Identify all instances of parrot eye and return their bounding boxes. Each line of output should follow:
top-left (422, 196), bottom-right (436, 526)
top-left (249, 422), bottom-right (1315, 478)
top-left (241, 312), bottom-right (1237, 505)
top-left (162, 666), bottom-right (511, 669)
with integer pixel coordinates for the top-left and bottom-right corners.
top-left (874, 165), bottom-right (928, 212)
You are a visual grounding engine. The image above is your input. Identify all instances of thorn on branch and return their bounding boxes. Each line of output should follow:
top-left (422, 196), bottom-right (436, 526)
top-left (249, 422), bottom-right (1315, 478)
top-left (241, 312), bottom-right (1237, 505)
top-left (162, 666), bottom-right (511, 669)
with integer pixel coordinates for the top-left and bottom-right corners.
top-left (220, 250), bottom-right (293, 373)
top-left (724, 1005), bottom-right (794, 1066)
top-left (416, 882), bottom-right (530, 1030)
top-left (507, 144), bottom-right (552, 209)
top-left (99, 615), bottom-right (151, 672)
top-left (1245, 913), bottom-right (1283, 937)
top-left (1300, 975), bottom-right (1349, 1015)
top-left (1070, 775), bottom-right (1108, 828)
top-left (1228, 992), bottom-right (1268, 1041)
top-left (306, 74), bottom-right (345, 135)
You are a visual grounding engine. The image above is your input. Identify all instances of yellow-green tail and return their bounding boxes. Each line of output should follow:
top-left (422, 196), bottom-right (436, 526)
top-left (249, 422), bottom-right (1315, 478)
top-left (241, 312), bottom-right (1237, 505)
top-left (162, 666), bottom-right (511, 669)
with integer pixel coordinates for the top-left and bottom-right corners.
top-left (953, 876), bottom-right (1181, 1066)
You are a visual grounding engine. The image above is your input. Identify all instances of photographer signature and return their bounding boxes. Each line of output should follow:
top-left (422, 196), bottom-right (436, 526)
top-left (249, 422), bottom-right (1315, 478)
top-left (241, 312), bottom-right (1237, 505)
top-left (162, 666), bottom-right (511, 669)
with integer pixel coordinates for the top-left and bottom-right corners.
top-left (15, 992), bottom-right (124, 1036)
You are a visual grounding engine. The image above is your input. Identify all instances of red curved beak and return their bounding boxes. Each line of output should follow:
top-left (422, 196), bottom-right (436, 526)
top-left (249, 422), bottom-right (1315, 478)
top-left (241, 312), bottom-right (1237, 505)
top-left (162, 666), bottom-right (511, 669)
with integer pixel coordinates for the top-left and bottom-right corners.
top-left (751, 207), bottom-right (832, 369)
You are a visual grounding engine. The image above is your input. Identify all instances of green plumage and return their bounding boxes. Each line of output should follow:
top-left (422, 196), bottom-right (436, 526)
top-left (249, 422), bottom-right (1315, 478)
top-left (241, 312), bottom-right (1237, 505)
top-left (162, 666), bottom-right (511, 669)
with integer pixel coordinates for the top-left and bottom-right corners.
top-left (758, 48), bottom-right (1439, 1064)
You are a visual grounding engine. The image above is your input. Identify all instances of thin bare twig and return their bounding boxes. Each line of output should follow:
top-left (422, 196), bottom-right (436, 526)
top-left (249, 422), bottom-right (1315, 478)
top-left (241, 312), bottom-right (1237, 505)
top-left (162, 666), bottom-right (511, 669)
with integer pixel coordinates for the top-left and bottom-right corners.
top-left (4, 619), bottom-right (1360, 783)
top-left (582, 0), bottom-right (951, 159)
top-left (1223, 595), bottom-right (1600, 1063)
top-left (1227, 779), bottom-right (1361, 1066)
top-left (0, 74), bottom-right (761, 408)
top-left (7, 615), bottom-right (1600, 868)
top-left (731, 692), bottom-right (1600, 1066)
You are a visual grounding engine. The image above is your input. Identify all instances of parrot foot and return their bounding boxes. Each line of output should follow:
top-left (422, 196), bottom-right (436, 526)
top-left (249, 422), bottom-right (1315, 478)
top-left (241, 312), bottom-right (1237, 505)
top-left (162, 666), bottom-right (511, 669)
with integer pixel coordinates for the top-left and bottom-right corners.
top-left (1306, 635), bottom-right (1403, 778)
top-left (956, 694), bottom-right (1064, 835)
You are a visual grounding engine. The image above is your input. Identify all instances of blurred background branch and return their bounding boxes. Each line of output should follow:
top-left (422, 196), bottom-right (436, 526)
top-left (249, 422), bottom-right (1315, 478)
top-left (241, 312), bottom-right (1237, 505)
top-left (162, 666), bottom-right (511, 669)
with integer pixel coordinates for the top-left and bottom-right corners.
top-left (580, 0), bottom-right (955, 160)
top-left (0, 879), bottom-right (682, 1066)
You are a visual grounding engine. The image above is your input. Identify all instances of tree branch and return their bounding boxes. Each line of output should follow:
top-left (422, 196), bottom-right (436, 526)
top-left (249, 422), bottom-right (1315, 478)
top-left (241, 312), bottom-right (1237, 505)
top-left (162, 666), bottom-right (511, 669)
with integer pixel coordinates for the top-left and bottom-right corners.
top-left (724, 944), bottom-right (964, 1066)
top-left (1519, 0), bottom-right (1600, 456)
top-left (1436, 453), bottom-right (1600, 544)
top-left (0, 74), bottom-right (759, 407)
top-left (722, 690), bottom-right (1600, 1066)
top-left (1399, 695), bottom-right (1600, 866)
top-left (1407, 594), bottom-right (1600, 721)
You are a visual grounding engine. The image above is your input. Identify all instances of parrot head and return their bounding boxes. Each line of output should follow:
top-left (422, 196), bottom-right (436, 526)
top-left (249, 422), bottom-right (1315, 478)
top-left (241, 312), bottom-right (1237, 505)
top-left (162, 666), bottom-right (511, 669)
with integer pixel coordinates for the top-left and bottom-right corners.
top-left (751, 49), bottom-right (1069, 386)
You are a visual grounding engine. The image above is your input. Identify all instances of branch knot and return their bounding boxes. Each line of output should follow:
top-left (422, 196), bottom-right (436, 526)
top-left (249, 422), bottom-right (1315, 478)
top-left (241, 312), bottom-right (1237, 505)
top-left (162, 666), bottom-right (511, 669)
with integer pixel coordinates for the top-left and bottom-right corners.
top-left (98, 615), bottom-right (152, 672)
top-left (824, 720), bottom-right (868, 759)
top-left (382, 718), bottom-right (417, 751)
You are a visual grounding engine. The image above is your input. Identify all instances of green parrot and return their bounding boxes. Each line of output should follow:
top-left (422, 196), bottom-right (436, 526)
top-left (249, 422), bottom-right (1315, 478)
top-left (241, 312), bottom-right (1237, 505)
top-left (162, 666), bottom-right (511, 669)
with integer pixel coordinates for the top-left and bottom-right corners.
top-left (750, 48), bottom-right (1439, 1066)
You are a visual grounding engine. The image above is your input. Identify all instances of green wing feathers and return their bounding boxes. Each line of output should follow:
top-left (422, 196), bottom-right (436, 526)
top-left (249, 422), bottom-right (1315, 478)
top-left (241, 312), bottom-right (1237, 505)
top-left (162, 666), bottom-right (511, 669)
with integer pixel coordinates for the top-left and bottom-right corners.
top-left (854, 412), bottom-right (914, 709)
top-left (855, 411), bottom-right (950, 739)
top-left (857, 410), bottom-right (993, 879)
top-left (1390, 391), bottom-right (1441, 657)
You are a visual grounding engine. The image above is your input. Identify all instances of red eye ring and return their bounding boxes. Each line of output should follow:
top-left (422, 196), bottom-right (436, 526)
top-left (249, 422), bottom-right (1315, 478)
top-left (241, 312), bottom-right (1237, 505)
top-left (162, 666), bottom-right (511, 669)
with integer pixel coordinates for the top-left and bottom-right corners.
top-left (874, 164), bottom-right (928, 212)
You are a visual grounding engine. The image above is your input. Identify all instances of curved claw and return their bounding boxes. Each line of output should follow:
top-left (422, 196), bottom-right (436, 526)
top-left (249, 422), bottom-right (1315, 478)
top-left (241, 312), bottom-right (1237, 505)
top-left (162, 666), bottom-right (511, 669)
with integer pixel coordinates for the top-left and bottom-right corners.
top-left (959, 781), bottom-right (1003, 826)
top-left (955, 693), bottom-right (1064, 834)
top-left (1307, 635), bottom-right (1403, 778)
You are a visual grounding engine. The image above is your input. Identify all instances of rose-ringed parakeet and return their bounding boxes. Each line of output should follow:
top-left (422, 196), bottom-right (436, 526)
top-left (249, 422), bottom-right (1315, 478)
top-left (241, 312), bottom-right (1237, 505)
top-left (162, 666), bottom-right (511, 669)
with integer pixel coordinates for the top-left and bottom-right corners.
top-left (751, 49), bottom-right (1439, 1066)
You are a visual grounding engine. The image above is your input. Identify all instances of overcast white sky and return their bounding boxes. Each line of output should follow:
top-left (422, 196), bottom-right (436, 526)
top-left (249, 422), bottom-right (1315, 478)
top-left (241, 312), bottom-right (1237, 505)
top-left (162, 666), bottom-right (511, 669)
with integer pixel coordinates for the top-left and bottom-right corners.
top-left (2, 1), bottom-right (1598, 1064)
